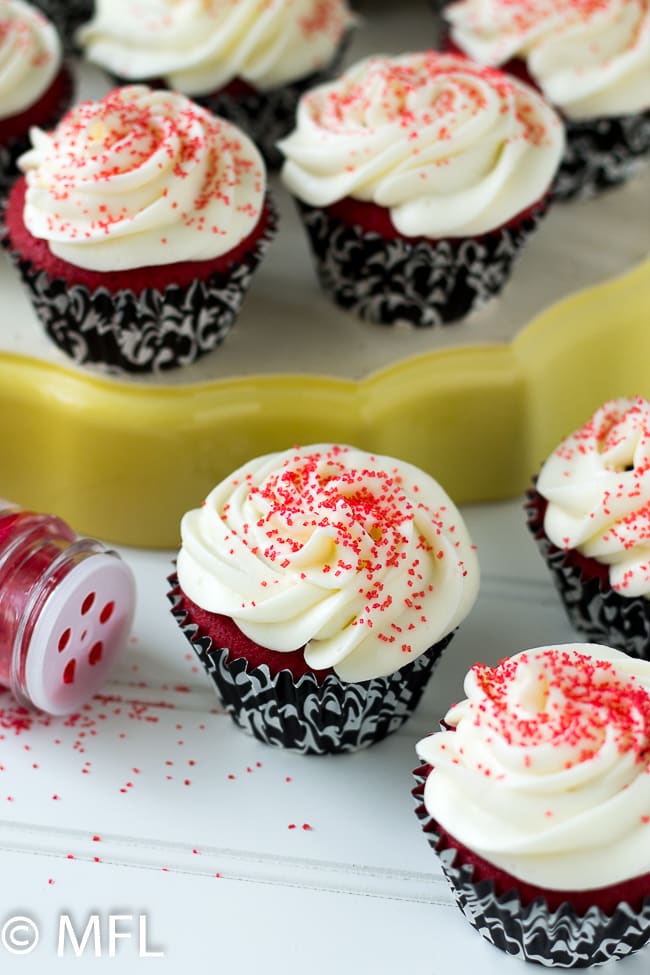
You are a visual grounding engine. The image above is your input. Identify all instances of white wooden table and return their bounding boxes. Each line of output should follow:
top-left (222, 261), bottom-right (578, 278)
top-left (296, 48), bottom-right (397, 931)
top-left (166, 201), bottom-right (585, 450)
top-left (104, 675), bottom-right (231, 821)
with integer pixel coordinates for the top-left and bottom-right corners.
top-left (0, 499), bottom-right (648, 973)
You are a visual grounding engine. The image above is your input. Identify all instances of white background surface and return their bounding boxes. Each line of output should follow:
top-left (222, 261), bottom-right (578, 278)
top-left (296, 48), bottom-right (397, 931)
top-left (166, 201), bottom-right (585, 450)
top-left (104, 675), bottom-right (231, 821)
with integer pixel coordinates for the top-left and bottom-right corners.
top-left (0, 500), bottom-right (648, 974)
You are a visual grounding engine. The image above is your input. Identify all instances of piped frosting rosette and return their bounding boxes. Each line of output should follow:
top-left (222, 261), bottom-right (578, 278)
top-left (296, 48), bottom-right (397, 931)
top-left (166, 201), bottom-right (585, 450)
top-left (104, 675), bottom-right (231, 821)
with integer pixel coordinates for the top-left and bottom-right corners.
top-left (280, 51), bottom-right (564, 239)
top-left (527, 397), bottom-right (650, 659)
top-left (418, 643), bottom-right (650, 889)
top-left (279, 52), bottom-right (563, 325)
top-left (3, 85), bottom-right (275, 371)
top-left (445, 0), bottom-right (650, 197)
top-left (413, 643), bottom-right (650, 967)
top-left (538, 396), bottom-right (650, 599)
top-left (18, 85), bottom-right (266, 271)
top-left (177, 444), bottom-right (479, 682)
top-left (446, 0), bottom-right (650, 120)
top-left (77, 0), bottom-right (356, 94)
top-left (170, 445), bottom-right (479, 753)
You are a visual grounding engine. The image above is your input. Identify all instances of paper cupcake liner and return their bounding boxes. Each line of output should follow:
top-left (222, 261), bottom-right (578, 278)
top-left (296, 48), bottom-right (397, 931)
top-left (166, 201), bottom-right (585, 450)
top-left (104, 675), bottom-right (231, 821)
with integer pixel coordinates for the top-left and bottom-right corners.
top-left (3, 196), bottom-right (277, 374)
top-left (168, 574), bottom-right (452, 754)
top-left (30, 1), bottom-right (93, 53)
top-left (553, 110), bottom-right (650, 202)
top-left (525, 489), bottom-right (650, 660)
top-left (412, 765), bottom-right (650, 968)
top-left (0, 142), bottom-right (22, 206)
top-left (196, 36), bottom-right (351, 169)
top-left (295, 198), bottom-right (549, 326)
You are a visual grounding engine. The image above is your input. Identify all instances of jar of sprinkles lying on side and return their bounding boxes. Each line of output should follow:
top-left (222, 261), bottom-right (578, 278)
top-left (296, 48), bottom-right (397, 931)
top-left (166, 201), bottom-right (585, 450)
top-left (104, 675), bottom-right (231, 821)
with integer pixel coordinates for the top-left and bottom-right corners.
top-left (0, 503), bottom-right (135, 715)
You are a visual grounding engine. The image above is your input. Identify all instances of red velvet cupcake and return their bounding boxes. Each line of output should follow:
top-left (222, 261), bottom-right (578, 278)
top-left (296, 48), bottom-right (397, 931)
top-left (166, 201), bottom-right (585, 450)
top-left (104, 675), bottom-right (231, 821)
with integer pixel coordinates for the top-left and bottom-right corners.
top-left (279, 52), bottom-right (564, 326)
top-left (414, 644), bottom-right (650, 967)
top-left (525, 396), bottom-right (650, 658)
top-left (0, 1), bottom-right (73, 199)
top-left (169, 444), bottom-right (480, 754)
top-left (2, 85), bottom-right (276, 373)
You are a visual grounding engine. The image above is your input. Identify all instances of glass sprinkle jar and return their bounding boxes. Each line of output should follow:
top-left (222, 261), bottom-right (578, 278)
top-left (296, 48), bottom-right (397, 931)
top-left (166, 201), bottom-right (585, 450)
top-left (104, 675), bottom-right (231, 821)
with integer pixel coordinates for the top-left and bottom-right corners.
top-left (0, 504), bottom-right (135, 715)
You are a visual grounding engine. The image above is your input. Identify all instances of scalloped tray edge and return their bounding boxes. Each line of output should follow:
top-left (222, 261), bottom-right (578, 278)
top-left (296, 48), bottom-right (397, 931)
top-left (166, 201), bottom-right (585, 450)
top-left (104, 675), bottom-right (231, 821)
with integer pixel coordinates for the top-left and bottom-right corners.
top-left (2, 256), bottom-right (649, 548)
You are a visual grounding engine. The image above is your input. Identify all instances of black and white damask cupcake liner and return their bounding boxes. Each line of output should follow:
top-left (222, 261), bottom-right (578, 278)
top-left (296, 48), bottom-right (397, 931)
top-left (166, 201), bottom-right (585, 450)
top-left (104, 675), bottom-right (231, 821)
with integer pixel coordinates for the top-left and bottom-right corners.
top-left (295, 199), bottom-right (549, 326)
top-left (412, 766), bottom-right (650, 968)
top-left (3, 197), bottom-right (277, 374)
top-left (525, 489), bottom-right (650, 661)
top-left (0, 142), bottom-right (24, 208)
top-left (168, 574), bottom-right (452, 754)
top-left (30, 1), bottom-right (93, 53)
top-left (553, 110), bottom-right (650, 202)
top-left (184, 37), bottom-right (350, 170)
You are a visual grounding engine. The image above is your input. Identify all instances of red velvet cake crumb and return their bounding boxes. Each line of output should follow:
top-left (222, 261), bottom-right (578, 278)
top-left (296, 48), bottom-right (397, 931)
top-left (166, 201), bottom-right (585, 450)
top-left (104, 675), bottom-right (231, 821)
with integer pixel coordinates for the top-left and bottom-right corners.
top-left (174, 584), bottom-right (334, 683)
top-left (529, 490), bottom-right (611, 588)
top-left (325, 194), bottom-right (547, 242)
top-left (5, 176), bottom-right (272, 293)
top-left (433, 816), bottom-right (650, 915)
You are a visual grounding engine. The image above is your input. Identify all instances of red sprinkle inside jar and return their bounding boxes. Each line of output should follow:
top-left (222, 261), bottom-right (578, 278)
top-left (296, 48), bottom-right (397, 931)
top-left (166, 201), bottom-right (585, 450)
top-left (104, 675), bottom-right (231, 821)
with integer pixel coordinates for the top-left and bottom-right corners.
top-left (0, 504), bottom-right (135, 715)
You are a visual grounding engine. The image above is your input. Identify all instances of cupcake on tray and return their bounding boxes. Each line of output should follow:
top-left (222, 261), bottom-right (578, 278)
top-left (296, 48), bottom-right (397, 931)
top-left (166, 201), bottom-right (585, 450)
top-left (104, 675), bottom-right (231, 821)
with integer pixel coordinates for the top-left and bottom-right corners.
top-left (0, 0), bottom-right (73, 200)
top-left (413, 642), bottom-right (650, 967)
top-left (526, 396), bottom-right (650, 659)
top-left (168, 443), bottom-right (480, 754)
top-left (3, 85), bottom-right (276, 373)
top-left (443, 0), bottom-right (650, 199)
top-left (76, 0), bottom-right (357, 167)
top-left (278, 51), bottom-right (564, 327)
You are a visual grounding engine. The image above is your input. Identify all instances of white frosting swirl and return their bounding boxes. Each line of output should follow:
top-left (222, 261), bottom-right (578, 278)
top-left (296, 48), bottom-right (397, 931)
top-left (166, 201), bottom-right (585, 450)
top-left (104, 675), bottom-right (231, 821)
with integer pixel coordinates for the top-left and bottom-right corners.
top-left (417, 643), bottom-right (650, 890)
top-left (537, 397), bottom-right (650, 599)
top-left (446, 0), bottom-right (650, 120)
top-left (77, 0), bottom-right (355, 94)
top-left (279, 52), bottom-right (564, 238)
top-left (177, 444), bottom-right (479, 682)
top-left (18, 85), bottom-right (266, 271)
top-left (0, 0), bottom-right (61, 120)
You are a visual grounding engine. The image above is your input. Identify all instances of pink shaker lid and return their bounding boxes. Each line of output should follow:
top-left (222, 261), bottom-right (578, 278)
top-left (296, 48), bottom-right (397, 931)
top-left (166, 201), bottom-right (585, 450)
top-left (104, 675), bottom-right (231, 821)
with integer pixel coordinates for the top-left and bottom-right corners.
top-left (23, 553), bottom-right (135, 715)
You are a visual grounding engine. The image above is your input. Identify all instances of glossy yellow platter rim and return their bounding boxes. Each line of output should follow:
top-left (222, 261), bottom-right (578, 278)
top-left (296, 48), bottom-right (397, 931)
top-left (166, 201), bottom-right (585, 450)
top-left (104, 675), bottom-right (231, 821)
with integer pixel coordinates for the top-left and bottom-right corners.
top-left (2, 256), bottom-right (649, 548)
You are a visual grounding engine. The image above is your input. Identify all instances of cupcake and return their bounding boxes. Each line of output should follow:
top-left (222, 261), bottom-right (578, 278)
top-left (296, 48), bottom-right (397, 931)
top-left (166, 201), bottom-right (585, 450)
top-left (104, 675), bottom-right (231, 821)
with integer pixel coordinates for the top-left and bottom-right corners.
top-left (168, 443), bottom-right (479, 754)
top-left (414, 643), bottom-right (650, 967)
top-left (278, 52), bottom-right (564, 327)
top-left (76, 0), bottom-right (357, 168)
top-left (0, 0), bottom-right (73, 200)
top-left (443, 0), bottom-right (650, 200)
top-left (2, 85), bottom-right (276, 373)
top-left (526, 396), bottom-right (650, 659)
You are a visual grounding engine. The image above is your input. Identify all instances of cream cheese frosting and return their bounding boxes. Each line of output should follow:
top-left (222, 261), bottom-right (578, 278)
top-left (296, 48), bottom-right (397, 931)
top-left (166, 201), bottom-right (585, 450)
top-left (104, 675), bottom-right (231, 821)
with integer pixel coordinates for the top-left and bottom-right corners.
top-left (279, 52), bottom-right (564, 238)
top-left (417, 643), bottom-right (650, 890)
top-left (18, 85), bottom-right (266, 272)
top-left (77, 0), bottom-right (356, 94)
top-left (537, 396), bottom-right (650, 599)
top-left (0, 0), bottom-right (61, 121)
top-left (446, 0), bottom-right (650, 120)
top-left (176, 444), bottom-right (480, 682)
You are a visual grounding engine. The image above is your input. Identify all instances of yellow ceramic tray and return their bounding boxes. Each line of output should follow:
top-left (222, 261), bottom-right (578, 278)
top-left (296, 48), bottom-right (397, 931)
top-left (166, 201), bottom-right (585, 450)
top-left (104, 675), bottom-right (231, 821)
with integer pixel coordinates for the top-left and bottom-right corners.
top-left (2, 257), bottom-right (648, 548)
